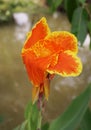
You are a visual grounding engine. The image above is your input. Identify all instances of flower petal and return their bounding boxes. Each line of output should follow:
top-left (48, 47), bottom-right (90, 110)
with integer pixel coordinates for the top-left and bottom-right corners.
top-left (44, 31), bottom-right (78, 54)
top-left (22, 50), bottom-right (52, 86)
top-left (44, 77), bottom-right (50, 100)
top-left (47, 51), bottom-right (82, 77)
top-left (30, 40), bottom-right (51, 57)
top-left (24, 17), bottom-right (50, 49)
top-left (32, 86), bottom-right (40, 103)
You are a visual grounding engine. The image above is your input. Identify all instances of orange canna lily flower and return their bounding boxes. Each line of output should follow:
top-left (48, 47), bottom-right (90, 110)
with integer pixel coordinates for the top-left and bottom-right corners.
top-left (22, 17), bottom-right (82, 103)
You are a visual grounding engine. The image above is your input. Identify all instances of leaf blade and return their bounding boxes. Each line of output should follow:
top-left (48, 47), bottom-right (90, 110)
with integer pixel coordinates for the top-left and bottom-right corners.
top-left (71, 7), bottom-right (88, 45)
top-left (64, 0), bottom-right (78, 21)
top-left (79, 108), bottom-right (91, 130)
top-left (47, 0), bottom-right (63, 12)
top-left (79, 0), bottom-right (86, 4)
top-left (49, 84), bottom-right (91, 130)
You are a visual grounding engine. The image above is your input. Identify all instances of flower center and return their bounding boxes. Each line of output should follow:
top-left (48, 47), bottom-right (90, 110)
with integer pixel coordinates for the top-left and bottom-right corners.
top-left (31, 41), bottom-right (51, 57)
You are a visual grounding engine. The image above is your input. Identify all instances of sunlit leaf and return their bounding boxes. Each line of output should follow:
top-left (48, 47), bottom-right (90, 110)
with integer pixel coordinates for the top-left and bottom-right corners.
top-left (49, 84), bottom-right (91, 130)
top-left (30, 104), bottom-right (39, 130)
top-left (71, 7), bottom-right (88, 45)
top-left (79, 108), bottom-right (91, 130)
top-left (14, 101), bottom-right (39, 130)
top-left (13, 121), bottom-right (27, 130)
top-left (24, 101), bottom-right (32, 119)
top-left (20, 121), bottom-right (27, 130)
top-left (24, 101), bottom-right (39, 130)
top-left (79, 0), bottom-right (86, 4)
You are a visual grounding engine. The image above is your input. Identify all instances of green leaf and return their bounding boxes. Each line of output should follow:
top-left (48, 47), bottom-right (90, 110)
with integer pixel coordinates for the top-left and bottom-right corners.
top-left (64, 0), bottom-right (78, 22)
top-left (54, 0), bottom-right (63, 10)
top-left (88, 21), bottom-right (91, 35)
top-left (19, 121), bottom-right (27, 130)
top-left (79, 0), bottom-right (86, 4)
top-left (25, 101), bottom-right (38, 121)
top-left (87, 21), bottom-right (91, 49)
top-left (14, 101), bottom-right (39, 130)
top-left (0, 115), bottom-right (4, 123)
top-left (48, 84), bottom-right (91, 130)
top-left (24, 101), bottom-right (39, 130)
top-left (42, 122), bottom-right (49, 130)
top-left (13, 126), bottom-right (20, 130)
top-left (79, 108), bottom-right (91, 130)
top-left (24, 101), bottom-right (32, 119)
top-left (71, 7), bottom-right (88, 45)
top-left (47, 0), bottom-right (63, 12)
top-left (13, 121), bottom-right (27, 130)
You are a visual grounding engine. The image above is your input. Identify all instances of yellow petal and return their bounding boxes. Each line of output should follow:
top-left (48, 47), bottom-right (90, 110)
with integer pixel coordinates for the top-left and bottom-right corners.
top-left (44, 77), bottom-right (50, 100)
top-left (32, 86), bottom-right (40, 104)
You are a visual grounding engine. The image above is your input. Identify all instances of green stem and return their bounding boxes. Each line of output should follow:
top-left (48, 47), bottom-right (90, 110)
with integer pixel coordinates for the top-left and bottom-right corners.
top-left (37, 94), bottom-right (44, 130)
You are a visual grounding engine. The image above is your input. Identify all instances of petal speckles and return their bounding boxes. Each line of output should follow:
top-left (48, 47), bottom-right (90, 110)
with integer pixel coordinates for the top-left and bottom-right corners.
top-left (21, 17), bottom-right (82, 103)
top-left (44, 31), bottom-right (78, 54)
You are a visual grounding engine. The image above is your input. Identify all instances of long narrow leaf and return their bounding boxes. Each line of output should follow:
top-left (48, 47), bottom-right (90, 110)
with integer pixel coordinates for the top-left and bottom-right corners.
top-left (64, 0), bottom-right (78, 21)
top-left (71, 7), bottom-right (88, 45)
top-left (79, 108), bottom-right (91, 130)
top-left (24, 101), bottom-right (39, 130)
top-left (49, 84), bottom-right (91, 130)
